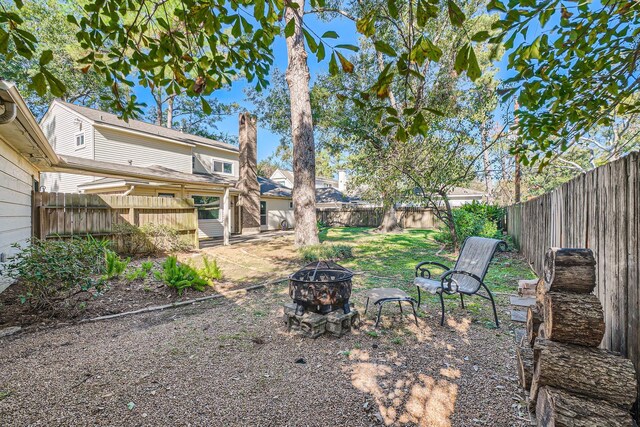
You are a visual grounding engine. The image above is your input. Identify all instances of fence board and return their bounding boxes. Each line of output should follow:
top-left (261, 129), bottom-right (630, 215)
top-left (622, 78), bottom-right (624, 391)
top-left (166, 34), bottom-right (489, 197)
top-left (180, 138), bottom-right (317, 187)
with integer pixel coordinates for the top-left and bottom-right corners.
top-left (33, 192), bottom-right (199, 249)
top-left (506, 152), bottom-right (640, 403)
top-left (316, 207), bottom-right (440, 229)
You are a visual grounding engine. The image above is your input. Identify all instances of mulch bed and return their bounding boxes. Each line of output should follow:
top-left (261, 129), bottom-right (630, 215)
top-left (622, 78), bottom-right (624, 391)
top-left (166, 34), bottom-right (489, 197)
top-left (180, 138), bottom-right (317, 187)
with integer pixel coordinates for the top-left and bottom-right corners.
top-left (0, 258), bottom-right (247, 330)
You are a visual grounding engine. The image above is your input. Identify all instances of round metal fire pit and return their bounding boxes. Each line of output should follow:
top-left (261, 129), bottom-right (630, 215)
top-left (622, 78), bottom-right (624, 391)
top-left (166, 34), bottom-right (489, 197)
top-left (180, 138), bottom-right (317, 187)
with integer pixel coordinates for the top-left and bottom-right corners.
top-left (289, 261), bottom-right (353, 315)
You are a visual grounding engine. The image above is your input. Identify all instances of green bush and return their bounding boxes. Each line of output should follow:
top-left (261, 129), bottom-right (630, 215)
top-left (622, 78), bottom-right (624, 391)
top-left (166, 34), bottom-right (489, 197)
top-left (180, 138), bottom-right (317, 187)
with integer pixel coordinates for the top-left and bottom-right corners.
top-left (154, 256), bottom-right (208, 296)
top-left (3, 237), bottom-right (109, 311)
top-left (125, 260), bottom-right (154, 281)
top-left (435, 206), bottom-right (501, 247)
top-left (195, 255), bottom-right (222, 284)
top-left (103, 249), bottom-right (129, 280)
top-left (299, 243), bottom-right (353, 262)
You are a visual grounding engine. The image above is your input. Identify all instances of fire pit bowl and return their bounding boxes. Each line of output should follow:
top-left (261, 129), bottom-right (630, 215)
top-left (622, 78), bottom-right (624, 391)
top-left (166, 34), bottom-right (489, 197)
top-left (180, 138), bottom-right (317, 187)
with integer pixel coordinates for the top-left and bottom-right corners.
top-left (289, 261), bottom-right (353, 315)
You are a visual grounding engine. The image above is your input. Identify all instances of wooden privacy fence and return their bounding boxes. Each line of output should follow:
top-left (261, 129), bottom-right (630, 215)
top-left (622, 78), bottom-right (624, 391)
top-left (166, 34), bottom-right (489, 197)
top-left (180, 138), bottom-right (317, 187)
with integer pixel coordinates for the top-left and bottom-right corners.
top-left (317, 206), bottom-right (440, 229)
top-left (506, 152), bottom-right (639, 380)
top-left (33, 192), bottom-right (199, 247)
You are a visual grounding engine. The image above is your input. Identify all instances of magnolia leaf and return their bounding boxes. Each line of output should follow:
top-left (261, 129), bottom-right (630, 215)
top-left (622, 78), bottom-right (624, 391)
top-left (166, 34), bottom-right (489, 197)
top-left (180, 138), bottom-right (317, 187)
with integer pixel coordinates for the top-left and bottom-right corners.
top-left (329, 53), bottom-right (339, 75)
top-left (201, 97), bottom-right (212, 115)
top-left (471, 31), bottom-right (490, 42)
top-left (388, 0), bottom-right (399, 19)
top-left (31, 72), bottom-right (47, 96)
top-left (335, 44), bottom-right (359, 52)
top-left (487, 0), bottom-right (506, 12)
top-left (454, 44), bottom-right (469, 74)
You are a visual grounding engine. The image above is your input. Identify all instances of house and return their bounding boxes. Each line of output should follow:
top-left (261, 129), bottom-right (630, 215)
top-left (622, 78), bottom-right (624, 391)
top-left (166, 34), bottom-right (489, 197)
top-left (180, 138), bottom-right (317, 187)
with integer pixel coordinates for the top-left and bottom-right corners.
top-left (0, 81), bottom-right (59, 283)
top-left (446, 187), bottom-right (486, 207)
top-left (39, 101), bottom-right (293, 239)
top-left (270, 168), bottom-right (340, 190)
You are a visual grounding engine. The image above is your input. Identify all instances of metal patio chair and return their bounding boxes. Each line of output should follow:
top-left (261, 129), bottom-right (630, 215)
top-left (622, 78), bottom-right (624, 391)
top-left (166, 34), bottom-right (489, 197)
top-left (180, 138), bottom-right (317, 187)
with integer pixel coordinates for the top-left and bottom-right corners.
top-left (413, 237), bottom-right (506, 327)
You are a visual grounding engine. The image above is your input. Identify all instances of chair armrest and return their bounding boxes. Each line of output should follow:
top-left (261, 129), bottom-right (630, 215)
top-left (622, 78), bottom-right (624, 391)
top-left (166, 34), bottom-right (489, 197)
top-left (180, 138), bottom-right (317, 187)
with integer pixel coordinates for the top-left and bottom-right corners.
top-left (415, 261), bottom-right (450, 278)
top-left (440, 270), bottom-right (484, 292)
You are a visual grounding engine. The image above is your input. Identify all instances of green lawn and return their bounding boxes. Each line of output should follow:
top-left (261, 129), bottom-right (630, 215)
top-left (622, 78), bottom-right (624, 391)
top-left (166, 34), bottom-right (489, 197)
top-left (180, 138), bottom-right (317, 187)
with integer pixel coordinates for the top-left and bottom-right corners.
top-left (320, 227), bottom-right (536, 327)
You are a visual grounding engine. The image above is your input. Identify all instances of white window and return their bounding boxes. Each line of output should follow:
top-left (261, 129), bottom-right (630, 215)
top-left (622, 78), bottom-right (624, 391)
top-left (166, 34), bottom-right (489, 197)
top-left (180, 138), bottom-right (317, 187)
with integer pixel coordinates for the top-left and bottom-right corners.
top-left (75, 132), bottom-right (85, 149)
top-left (212, 160), bottom-right (233, 175)
top-left (289, 201), bottom-right (293, 209)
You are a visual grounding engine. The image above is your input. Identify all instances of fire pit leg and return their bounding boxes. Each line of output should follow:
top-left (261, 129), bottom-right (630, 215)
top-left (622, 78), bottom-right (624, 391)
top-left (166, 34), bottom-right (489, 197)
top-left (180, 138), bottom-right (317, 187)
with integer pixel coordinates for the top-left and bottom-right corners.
top-left (375, 303), bottom-right (384, 328)
top-left (342, 300), bottom-right (350, 314)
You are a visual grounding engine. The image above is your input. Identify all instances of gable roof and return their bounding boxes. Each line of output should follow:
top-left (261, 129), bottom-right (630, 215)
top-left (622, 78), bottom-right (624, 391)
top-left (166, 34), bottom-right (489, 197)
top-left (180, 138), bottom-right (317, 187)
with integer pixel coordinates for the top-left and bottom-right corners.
top-left (259, 176), bottom-right (292, 198)
top-left (316, 187), bottom-right (351, 204)
top-left (271, 168), bottom-right (338, 186)
top-left (53, 100), bottom-right (239, 153)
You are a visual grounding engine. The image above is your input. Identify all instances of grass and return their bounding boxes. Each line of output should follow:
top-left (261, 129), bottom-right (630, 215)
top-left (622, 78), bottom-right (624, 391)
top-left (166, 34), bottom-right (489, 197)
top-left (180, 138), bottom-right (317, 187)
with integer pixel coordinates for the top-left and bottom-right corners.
top-left (319, 227), bottom-right (536, 323)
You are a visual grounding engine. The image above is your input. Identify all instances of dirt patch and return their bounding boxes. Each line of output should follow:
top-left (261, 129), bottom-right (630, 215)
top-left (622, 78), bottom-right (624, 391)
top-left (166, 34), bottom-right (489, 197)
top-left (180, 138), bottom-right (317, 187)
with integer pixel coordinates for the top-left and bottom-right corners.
top-left (0, 282), bottom-right (531, 426)
top-left (0, 257), bottom-right (251, 330)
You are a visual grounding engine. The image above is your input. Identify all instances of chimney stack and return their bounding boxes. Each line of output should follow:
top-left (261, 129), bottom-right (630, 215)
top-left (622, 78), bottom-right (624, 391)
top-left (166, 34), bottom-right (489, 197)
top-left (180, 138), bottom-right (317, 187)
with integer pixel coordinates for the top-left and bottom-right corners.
top-left (237, 112), bottom-right (261, 234)
top-left (338, 170), bottom-right (348, 193)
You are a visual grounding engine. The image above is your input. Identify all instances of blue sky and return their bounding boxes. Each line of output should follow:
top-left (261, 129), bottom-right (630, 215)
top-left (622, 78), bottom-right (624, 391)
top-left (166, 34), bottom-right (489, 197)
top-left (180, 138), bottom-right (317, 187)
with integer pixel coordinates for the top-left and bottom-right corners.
top-left (133, 12), bottom-right (517, 163)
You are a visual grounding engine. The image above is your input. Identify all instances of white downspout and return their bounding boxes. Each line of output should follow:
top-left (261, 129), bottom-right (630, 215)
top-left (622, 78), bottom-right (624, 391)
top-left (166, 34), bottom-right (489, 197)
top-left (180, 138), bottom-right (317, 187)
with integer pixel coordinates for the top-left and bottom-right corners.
top-left (123, 185), bottom-right (135, 196)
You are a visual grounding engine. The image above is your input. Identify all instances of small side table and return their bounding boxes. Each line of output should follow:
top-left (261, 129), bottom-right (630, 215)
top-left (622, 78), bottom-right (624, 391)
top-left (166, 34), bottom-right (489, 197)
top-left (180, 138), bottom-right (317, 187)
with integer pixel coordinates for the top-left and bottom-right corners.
top-left (364, 288), bottom-right (419, 327)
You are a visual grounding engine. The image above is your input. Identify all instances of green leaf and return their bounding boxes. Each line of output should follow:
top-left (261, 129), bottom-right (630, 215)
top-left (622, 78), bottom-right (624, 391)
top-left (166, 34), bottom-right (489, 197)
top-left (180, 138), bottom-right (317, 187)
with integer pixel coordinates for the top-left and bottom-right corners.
top-left (31, 72), bottom-right (47, 96)
top-left (321, 31), bottom-right (339, 39)
top-left (388, 0), bottom-right (399, 19)
top-left (303, 28), bottom-right (317, 53)
top-left (471, 31), bottom-right (490, 42)
top-left (329, 53), bottom-right (339, 75)
top-left (284, 18), bottom-right (295, 38)
top-left (447, 1), bottom-right (466, 27)
top-left (254, 1), bottom-right (265, 20)
top-left (335, 44), bottom-right (359, 52)
top-left (454, 44), bottom-right (469, 74)
top-left (487, 0), bottom-right (506, 12)
top-left (39, 50), bottom-right (53, 66)
top-left (201, 97), bottom-right (212, 115)
top-left (374, 41), bottom-right (396, 57)
top-left (466, 46), bottom-right (481, 81)
top-left (316, 42), bottom-right (326, 62)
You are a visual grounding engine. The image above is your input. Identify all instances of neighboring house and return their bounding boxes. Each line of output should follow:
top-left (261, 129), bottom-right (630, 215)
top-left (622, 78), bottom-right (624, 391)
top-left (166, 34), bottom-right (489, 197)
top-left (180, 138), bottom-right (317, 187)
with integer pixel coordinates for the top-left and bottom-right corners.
top-left (446, 187), bottom-right (486, 207)
top-left (270, 168), bottom-right (339, 190)
top-left (39, 101), bottom-right (293, 239)
top-left (0, 81), bottom-right (59, 282)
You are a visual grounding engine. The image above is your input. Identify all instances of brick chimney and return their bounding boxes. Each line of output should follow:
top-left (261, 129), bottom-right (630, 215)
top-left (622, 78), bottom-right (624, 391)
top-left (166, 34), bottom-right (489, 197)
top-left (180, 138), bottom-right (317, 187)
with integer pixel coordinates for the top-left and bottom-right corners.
top-left (237, 112), bottom-right (261, 234)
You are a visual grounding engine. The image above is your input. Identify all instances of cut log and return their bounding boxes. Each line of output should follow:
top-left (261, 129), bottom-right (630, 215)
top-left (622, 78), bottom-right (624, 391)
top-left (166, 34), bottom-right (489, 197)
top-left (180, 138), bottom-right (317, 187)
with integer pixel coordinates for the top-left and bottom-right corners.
top-left (544, 248), bottom-right (596, 293)
top-left (517, 340), bottom-right (534, 390)
top-left (536, 386), bottom-right (634, 427)
top-left (543, 293), bottom-right (605, 347)
top-left (531, 340), bottom-right (637, 409)
top-left (536, 279), bottom-right (546, 311)
top-left (526, 306), bottom-right (543, 347)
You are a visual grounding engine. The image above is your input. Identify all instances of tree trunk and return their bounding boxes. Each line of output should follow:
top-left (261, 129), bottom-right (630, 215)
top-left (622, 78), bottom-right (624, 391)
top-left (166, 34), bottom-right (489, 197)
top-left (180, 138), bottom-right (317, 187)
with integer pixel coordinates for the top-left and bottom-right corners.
top-left (530, 339), bottom-right (637, 409)
top-left (481, 117), bottom-right (493, 202)
top-left (536, 387), bottom-right (634, 427)
top-left (544, 248), bottom-right (596, 293)
top-left (377, 195), bottom-right (401, 233)
top-left (526, 305), bottom-right (543, 347)
top-left (166, 95), bottom-right (174, 129)
top-left (154, 88), bottom-right (163, 126)
top-left (285, 0), bottom-right (319, 247)
top-left (543, 292), bottom-right (605, 347)
top-left (439, 190), bottom-right (458, 250)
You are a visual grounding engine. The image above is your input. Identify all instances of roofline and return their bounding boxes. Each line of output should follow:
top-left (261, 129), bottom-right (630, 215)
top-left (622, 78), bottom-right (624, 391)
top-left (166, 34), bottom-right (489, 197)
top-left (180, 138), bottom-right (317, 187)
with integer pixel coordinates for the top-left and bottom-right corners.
top-left (0, 81), bottom-right (60, 165)
top-left (78, 179), bottom-right (241, 193)
top-left (52, 99), bottom-right (239, 154)
top-left (49, 156), bottom-right (235, 189)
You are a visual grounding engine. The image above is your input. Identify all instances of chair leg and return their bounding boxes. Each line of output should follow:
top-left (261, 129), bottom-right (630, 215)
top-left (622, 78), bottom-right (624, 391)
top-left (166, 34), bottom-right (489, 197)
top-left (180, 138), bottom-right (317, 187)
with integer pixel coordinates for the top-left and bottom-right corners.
top-left (398, 301), bottom-right (403, 314)
top-left (375, 303), bottom-right (384, 328)
top-left (489, 293), bottom-right (500, 328)
top-left (438, 292), bottom-right (445, 326)
top-left (460, 293), bottom-right (465, 309)
top-left (416, 286), bottom-right (422, 308)
top-left (410, 302), bottom-right (419, 327)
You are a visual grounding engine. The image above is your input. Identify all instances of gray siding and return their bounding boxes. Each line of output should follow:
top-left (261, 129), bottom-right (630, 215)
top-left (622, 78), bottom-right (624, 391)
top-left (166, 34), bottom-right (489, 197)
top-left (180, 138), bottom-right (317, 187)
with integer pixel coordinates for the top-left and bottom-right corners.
top-left (40, 103), bottom-right (96, 192)
top-left (94, 126), bottom-right (192, 172)
top-left (192, 145), bottom-right (239, 179)
top-left (0, 141), bottom-right (37, 261)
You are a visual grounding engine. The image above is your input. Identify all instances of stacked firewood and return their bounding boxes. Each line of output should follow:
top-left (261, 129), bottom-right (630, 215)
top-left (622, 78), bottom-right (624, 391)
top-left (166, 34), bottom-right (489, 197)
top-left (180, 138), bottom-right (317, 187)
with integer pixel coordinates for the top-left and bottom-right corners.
top-left (516, 248), bottom-right (638, 426)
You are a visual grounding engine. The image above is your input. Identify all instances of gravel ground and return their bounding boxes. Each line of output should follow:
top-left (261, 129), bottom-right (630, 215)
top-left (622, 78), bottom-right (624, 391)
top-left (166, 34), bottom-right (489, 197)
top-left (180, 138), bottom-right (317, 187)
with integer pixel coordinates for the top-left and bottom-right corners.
top-left (0, 282), bottom-right (531, 427)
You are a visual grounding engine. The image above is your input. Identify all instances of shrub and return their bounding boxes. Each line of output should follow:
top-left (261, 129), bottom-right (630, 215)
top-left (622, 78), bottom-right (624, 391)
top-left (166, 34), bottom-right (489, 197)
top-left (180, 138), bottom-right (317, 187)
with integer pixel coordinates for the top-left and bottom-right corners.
top-left (154, 256), bottom-right (208, 296)
top-left (435, 206), bottom-right (501, 247)
top-left (103, 249), bottom-right (129, 280)
top-left (111, 223), bottom-right (194, 256)
top-left (125, 260), bottom-right (153, 281)
top-left (194, 255), bottom-right (222, 285)
top-left (3, 237), bottom-right (109, 311)
top-left (299, 243), bottom-right (353, 262)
